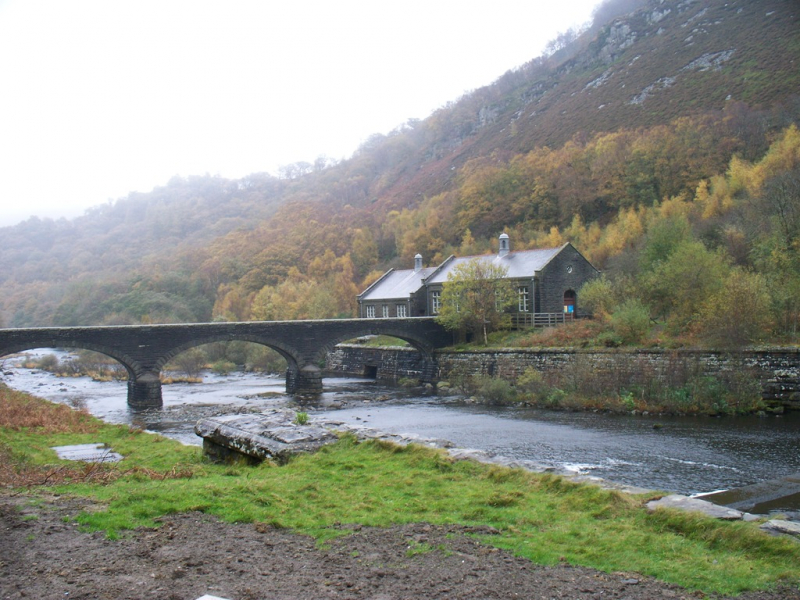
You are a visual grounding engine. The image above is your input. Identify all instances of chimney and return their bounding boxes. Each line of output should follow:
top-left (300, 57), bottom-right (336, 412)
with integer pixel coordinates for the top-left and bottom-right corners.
top-left (414, 253), bottom-right (423, 272)
top-left (498, 233), bottom-right (510, 257)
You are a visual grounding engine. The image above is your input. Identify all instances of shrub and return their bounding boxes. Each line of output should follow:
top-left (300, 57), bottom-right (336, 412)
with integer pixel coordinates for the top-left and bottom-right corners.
top-left (476, 376), bottom-right (517, 405)
top-left (35, 354), bottom-right (59, 371)
top-left (211, 360), bottom-right (236, 376)
top-left (578, 276), bottom-right (616, 318)
top-left (516, 368), bottom-right (552, 403)
top-left (610, 299), bottom-right (651, 344)
top-left (698, 269), bottom-right (773, 348)
top-left (398, 377), bottom-right (419, 388)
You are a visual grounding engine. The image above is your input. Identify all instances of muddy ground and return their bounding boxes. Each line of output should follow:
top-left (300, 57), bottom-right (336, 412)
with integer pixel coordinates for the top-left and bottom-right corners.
top-left (1, 493), bottom-right (798, 600)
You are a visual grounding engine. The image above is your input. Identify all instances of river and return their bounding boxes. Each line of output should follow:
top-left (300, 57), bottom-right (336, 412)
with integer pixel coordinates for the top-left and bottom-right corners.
top-left (2, 350), bottom-right (799, 509)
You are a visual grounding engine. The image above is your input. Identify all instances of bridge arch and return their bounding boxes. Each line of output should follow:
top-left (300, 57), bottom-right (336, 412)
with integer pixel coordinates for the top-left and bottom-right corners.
top-left (310, 322), bottom-right (438, 359)
top-left (0, 339), bottom-right (138, 381)
top-left (306, 320), bottom-right (442, 386)
top-left (154, 334), bottom-right (300, 374)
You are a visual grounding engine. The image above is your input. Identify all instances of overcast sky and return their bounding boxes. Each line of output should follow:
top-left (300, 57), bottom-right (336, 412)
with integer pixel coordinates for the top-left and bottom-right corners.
top-left (0, 0), bottom-right (601, 227)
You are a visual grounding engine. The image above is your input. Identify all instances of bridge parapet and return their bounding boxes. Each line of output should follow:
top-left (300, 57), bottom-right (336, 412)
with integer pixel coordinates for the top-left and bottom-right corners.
top-left (0, 318), bottom-right (452, 407)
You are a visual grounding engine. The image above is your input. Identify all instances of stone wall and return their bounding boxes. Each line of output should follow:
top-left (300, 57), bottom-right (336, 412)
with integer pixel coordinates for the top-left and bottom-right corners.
top-left (326, 345), bottom-right (429, 383)
top-left (327, 345), bottom-right (800, 409)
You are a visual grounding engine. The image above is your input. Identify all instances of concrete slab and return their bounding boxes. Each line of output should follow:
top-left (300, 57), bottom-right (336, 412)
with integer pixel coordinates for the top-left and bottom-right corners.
top-left (51, 443), bottom-right (123, 463)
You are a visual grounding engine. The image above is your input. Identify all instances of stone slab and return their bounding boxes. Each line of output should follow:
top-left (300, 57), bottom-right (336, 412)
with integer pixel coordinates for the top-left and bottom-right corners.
top-left (195, 413), bottom-right (340, 463)
top-left (646, 494), bottom-right (744, 520)
top-left (697, 473), bottom-right (800, 514)
top-left (195, 410), bottom-right (454, 465)
top-left (51, 443), bottom-right (123, 463)
top-left (760, 519), bottom-right (800, 538)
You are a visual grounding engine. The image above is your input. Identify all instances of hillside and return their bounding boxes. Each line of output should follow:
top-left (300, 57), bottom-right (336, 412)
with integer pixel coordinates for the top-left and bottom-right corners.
top-left (0, 0), bottom-right (798, 339)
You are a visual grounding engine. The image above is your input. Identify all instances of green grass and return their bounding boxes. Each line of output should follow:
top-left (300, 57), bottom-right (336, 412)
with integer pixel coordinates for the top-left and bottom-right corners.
top-left (3, 403), bottom-right (800, 596)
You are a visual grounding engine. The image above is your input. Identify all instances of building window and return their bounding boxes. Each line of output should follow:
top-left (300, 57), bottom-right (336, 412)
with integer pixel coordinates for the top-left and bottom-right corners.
top-left (396, 304), bottom-right (407, 318)
top-left (382, 304), bottom-right (389, 318)
top-left (366, 305), bottom-right (375, 318)
top-left (518, 286), bottom-right (529, 312)
top-left (431, 291), bottom-right (441, 314)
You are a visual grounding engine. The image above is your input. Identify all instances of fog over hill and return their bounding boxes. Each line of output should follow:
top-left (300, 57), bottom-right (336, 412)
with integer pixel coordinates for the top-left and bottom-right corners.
top-left (0, 0), bottom-right (798, 333)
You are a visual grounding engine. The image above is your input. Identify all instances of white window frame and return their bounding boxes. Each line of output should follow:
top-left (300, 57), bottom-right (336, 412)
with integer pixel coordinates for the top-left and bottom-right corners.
top-left (518, 286), bottom-right (529, 312)
top-left (431, 291), bottom-right (441, 314)
top-left (366, 305), bottom-right (376, 318)
top-left (382, 304), bottom-right (389, 318)
top-left (396, 304), bottom-right (407, 318)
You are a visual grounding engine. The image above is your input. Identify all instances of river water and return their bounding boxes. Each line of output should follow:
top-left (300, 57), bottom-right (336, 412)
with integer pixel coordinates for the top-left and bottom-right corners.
top-left (2, 350), bottom-right (799, 507)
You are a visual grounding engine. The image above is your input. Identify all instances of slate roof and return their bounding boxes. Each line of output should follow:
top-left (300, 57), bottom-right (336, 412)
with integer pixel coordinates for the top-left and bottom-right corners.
top-left (424, 244), bottom-right (565, 285)
top-left (358, 267), bottom-right (437, 301)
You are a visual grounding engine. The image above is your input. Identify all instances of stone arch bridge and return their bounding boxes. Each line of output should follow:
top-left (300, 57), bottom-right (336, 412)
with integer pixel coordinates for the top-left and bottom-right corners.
top-left (0, 318), bottom-right (452, 408)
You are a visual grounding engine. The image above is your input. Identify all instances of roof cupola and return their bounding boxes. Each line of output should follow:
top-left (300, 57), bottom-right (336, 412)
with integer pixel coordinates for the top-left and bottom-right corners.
top-left (414, 253), bottom-right (423, 272)
top-left (498, 233), bottom-right (510, 257)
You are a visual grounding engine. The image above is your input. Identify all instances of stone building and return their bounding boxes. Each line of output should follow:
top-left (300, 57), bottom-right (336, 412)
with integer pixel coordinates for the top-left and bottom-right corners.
top-left (357, 254), bottom-right (435, 318)
top-left (358, 234), bottom-right (599, 324)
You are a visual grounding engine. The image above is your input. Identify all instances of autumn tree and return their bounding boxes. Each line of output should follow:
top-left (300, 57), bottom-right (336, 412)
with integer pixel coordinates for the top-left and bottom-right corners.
top-left (697, 269), bottom-right (773, 347)
top-left (350, 228), bottom-right (379, 278)
top-left (641, 240), bottom-right (730, 332)
top-left (436, 259), bottom-right (516, 345)
top-left (578, 275), bottom-right (617, 319)
top-left (171, 348), bottom-right (207, 378)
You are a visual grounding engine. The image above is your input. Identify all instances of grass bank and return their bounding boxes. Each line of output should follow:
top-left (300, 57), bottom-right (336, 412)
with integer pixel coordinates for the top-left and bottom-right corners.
top-left (1, 385), bottom-right (799, 596)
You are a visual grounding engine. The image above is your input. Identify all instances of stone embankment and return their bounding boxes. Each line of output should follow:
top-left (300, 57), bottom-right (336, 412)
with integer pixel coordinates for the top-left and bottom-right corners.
top-left (327, 345), bottom-right (800, 410)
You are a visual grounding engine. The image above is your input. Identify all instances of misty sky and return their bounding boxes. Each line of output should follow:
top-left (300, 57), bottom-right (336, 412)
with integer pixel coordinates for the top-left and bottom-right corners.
top-left (0, 0), bottom-right (601, 227)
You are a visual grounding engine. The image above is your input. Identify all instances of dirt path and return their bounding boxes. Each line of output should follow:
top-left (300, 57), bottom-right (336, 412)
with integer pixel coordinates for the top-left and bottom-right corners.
top-left (1, 494), bottom-right (797, 600)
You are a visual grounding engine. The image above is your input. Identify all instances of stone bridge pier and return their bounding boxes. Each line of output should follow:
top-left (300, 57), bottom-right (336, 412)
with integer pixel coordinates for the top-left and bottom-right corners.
top-left (0, 318), bottom-right (453, 408)
top-left (127, 370), bottom-right (164, 408)
top-left (286, 364), bottom-right (323, 395)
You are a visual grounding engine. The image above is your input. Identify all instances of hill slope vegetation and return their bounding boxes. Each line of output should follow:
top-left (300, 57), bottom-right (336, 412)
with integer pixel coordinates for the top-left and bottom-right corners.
top-left (0, 0), bottom-right (798, 347)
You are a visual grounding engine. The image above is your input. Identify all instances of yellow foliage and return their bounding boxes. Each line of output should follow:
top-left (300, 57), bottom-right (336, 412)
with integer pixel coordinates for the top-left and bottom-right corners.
top-left (213, 284), bottom-right (251, 321)
top-left (726, 155), bottom-right (756, 196)
top-left (750, 123), bottom-right (800, 192)
top-left (696, 176), bottom-right (734, 219)
top-left (564, 214), bottom-right (587, 242)
top-left (537, 226), bottom-right (565, 248)
top-left (656, 193), bottom-right (693, 220)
